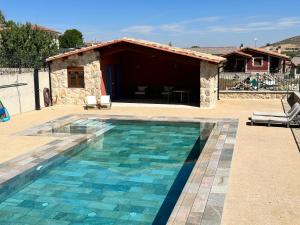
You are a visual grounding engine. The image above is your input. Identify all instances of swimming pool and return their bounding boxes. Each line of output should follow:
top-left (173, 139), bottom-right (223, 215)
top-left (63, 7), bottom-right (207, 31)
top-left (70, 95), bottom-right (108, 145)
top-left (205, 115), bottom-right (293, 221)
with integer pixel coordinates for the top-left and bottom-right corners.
top-left (0, 119), bottom-right (214, 224)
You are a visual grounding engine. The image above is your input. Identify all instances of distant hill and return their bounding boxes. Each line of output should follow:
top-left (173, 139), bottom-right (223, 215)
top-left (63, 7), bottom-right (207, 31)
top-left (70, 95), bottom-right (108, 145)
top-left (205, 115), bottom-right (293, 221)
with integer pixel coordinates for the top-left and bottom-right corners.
top-left (264, 35), bottom-right (300, 58)
top-left (268, 35), bottom-right (300, 46)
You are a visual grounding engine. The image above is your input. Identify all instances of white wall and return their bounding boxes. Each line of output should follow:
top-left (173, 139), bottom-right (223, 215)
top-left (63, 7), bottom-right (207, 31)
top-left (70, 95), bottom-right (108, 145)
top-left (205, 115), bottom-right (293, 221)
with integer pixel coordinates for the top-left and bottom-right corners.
top-left (0, 71), bottom-right (50, 115)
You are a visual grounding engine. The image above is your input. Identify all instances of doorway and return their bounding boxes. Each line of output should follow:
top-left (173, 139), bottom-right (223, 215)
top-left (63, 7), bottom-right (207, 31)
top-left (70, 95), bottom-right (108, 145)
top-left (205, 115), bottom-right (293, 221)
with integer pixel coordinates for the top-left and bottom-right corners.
top-left (270, 57), bottom-right (280, 73)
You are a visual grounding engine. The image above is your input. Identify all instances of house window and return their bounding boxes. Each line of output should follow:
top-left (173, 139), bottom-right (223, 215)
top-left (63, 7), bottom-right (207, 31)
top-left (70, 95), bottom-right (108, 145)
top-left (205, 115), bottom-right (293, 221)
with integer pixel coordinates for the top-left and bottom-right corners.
top-left (253, 57), bottom-right (263, 67)
top-left (296, 66), bottom-right (300, 75)
top-left (67, 66), bottom-right (85, 88)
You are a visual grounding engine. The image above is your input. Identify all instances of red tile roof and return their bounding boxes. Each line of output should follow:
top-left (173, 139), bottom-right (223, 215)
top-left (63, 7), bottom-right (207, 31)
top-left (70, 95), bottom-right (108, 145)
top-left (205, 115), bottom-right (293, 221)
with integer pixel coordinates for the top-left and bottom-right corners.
top-left (46, 38), bottom-right (226, 64)
top-left (31, 25), bottom-right (61, 35)
top-left (292, 57), bottom-right (300, 66)
top-left (189, 46), bottom-right (238, 56)
top-left (222, 51), bottom-right (252, 58)
top-left (241, 47), bottom-right (290, 60)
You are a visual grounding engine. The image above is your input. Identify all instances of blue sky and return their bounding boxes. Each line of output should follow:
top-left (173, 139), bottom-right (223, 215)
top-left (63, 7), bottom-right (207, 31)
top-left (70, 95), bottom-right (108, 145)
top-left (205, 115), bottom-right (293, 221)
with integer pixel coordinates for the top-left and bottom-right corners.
top-left (1, 0), bottom-right (300, 47)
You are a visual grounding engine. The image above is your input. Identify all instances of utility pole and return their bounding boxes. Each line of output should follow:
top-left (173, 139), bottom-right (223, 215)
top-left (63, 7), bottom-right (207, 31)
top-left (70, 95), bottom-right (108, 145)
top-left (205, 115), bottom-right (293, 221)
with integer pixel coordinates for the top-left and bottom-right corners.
top-left (254, 38), bottom-right (258, 48)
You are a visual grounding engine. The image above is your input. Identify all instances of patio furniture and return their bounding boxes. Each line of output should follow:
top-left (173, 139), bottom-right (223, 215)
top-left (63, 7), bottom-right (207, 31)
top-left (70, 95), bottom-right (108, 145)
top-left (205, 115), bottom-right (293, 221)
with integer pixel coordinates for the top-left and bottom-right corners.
top-left (173, 89), bottom-right (190, 103)
top-left (253, 102), bottom-right (300, 117)
top-left (161, 86), bottom-right (173, 103)
top-left (84, 96), bottom-right (99, 110)
top-left (250, 105), bottom-right (300, 127)
top-left (134, 86), bottom-right (148, 98)
top-left (99, 95), bottom-right (112, 109)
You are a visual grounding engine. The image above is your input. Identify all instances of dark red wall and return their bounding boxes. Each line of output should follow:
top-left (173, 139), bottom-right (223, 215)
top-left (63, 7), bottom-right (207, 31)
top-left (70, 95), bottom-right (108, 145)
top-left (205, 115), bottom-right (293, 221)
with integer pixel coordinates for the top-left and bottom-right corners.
top-left (120, 51), bottom-right (199, 96)
top-left (243, 50), bottom-right (269, 72)
top-left (100, 46), bottom-right (200, 101)
top-left (100, 53), bottom-right (121, 97)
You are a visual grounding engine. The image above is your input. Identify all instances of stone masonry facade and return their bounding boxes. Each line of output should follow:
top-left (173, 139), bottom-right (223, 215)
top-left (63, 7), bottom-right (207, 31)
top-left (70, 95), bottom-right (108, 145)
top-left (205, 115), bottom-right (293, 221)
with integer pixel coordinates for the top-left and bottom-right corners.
top-left (50, 51), bottom-right (101, 105)
top-left (219, 91), bottom-right (291, 99)
top-left (200, 61), bottom-right (219, 108)
top-left (50, 50), bottom-right (220, 108)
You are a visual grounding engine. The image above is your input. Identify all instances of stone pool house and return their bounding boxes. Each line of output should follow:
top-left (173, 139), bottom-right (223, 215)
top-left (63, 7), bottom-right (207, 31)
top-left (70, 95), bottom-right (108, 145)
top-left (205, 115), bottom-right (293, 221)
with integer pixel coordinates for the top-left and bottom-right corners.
top-left (46, 38), bottom-right (226, 108)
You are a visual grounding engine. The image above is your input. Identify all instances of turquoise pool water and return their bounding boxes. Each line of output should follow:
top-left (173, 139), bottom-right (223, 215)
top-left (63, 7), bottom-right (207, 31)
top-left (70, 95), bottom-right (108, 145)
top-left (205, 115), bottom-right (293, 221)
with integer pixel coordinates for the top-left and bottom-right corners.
top-left (0, 120), bottom-right (213, 225)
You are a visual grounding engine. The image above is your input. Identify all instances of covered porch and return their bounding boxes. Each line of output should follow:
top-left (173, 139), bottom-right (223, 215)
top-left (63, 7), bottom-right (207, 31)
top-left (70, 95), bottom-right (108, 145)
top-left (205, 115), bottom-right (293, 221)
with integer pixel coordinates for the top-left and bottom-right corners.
top-left (99, 42), bottom-right (201, 106)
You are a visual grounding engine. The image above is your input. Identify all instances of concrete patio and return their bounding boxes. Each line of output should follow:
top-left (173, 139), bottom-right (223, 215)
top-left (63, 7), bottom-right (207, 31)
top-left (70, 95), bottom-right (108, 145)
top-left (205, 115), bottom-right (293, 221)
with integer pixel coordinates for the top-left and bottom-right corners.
top-left (0, 99), bottom-right (299, 225)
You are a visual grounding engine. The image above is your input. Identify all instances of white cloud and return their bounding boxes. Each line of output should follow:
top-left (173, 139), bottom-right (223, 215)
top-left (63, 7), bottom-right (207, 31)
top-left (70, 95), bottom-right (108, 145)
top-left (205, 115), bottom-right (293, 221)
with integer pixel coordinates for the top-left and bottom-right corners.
top-left (192, 16), bottom-right (222, 23)
top-left (160, 24), bottom-right (184, 32)
top-left (247, 22), bottom-right (272, 27)
top-left (277, 17), bottom-right (300, 28)
top-left (209, 17), bottom-right (300, 33)
top-left (160, 16), bottom-right (222, 33)
top-left (120, 25), bottom-right (154, 35)
top-left (120, 16), bottom-right (222, 34)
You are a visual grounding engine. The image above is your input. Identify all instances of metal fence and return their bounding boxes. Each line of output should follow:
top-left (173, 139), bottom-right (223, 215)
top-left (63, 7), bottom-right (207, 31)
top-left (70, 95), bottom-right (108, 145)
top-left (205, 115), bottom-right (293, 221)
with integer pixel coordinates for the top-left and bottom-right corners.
top-left (219, 72), bottom-right (300, 91)
top-left (0, 52), bottom-right (48, 74)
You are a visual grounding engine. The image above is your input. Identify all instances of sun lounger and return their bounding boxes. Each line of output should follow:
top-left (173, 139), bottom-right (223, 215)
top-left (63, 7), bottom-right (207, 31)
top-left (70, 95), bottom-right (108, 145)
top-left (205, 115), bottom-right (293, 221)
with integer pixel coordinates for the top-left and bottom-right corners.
top-left (250, 104), bottom-right (300, 127)
top-left (99, 95), bottom-right (111, 109)
top-left (253, 102), bottom-right (300, 117)
top-left (84, 96), bottom-right (99, 110)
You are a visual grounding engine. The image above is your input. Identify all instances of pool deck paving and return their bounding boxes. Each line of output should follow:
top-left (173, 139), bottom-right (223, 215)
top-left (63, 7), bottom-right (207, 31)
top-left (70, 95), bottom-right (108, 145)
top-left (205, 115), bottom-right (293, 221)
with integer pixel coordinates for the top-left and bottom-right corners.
top-left (0, 99), bottom-right (299, 225)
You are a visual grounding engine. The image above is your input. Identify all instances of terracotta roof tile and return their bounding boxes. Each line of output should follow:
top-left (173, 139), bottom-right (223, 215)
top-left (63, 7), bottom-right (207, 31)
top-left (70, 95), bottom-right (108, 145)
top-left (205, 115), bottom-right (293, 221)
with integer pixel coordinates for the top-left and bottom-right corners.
top-left (189, 46), bottom-right (238, 55)
top-left (242, 47), bottom-right (290, 59)
top-left (222, 51), bottom-right (252, 58)
top-left (292, 57), bottom-right (300, 65)
top-left (31, 25), bottom-right (61, 35)
top-left (46, 37), bottom-right (226, 64)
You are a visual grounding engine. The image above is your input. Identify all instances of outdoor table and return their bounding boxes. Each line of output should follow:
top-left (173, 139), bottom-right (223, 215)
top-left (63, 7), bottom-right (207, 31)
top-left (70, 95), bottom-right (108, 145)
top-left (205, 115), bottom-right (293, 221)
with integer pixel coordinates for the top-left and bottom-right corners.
top-left (172, 89), bottom-right (190, 103)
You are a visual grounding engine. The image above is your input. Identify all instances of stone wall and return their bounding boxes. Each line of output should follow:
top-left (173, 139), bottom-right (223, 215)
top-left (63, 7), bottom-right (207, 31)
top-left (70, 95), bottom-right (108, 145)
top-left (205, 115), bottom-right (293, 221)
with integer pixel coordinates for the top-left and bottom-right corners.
top-left (50, 51), bottom-right (101, 105)
top-left (50, 51), bottom-right (221, 108)
top-left (219, 91), bottom-right (291, 99)
top-left (200, 61), bottom-right (219, 108)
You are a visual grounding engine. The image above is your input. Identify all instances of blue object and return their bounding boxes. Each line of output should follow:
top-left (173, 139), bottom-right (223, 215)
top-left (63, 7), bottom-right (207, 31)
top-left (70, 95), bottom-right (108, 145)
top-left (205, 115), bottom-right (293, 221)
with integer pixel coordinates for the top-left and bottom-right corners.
top-left (0, 100), bottom-right (10, 122)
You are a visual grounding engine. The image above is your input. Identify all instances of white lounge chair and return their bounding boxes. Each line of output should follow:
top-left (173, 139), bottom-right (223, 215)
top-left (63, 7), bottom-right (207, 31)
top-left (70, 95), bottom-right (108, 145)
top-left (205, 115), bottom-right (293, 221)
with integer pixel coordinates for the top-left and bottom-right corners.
top-left (253, 102), bottom-right (300, 117)
top-left (99, 95), bottom-right (111, 109)
top-left (250, 105), bottom-right (300, 127)
top-left (84, 96), bottom-right (99, 110)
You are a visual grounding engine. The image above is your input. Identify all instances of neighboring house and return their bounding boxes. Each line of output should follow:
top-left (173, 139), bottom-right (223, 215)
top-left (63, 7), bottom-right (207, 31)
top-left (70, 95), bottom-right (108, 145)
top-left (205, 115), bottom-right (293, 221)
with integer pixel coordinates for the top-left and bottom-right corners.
top-left (189, 46), bottom-right (238, 56)
top-left (46, 38), bottom-right (226, 108)
top-left (0, 23), bottom-right (61, 47)
top-left (222, 47), bottom-right (290, 74)
top-left (31, 25), bottom-right (61, 46)
top-left (291, 57), bottom-right (300, 77)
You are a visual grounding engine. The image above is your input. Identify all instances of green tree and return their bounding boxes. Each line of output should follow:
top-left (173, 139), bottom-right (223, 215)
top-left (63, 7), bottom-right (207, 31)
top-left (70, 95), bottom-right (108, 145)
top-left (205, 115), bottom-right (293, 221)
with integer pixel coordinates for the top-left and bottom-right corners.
top-left (59, 29), bottom-right (84, 48)
top-left (0, 10), bottom-right (5, 25)
top-left (0, 22), bottom-right (58, 68)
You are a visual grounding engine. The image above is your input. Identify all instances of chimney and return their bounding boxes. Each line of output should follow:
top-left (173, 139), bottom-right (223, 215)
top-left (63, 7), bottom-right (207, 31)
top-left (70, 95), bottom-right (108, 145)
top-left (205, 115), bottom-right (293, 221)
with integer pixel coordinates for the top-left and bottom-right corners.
top-left (277, 46), bottom-right (282, 54)
top-left (265, 43), bottom-right (271, 51)
top-left (240, 43), bottom-right (244, 49)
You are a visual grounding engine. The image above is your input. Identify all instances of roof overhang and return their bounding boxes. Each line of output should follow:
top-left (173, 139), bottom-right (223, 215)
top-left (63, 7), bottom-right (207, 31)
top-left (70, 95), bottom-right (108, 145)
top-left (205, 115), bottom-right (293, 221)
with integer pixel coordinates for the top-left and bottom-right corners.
top-left (241, 47), bottom-right (290, 60)
top-left (222, 51), bottom-right (252, 58)
top-left (47, 38), bottom-right (226, 64)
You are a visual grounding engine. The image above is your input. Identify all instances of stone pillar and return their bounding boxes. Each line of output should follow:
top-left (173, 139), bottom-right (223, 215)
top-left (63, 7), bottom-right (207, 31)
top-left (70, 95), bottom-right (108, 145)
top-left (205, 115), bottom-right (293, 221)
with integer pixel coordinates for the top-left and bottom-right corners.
top-left (200, 61), bottom-right (219, 108)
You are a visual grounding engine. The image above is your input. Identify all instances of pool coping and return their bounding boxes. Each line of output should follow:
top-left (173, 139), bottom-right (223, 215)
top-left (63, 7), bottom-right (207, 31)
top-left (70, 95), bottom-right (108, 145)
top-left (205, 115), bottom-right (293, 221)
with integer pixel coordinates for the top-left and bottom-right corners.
top-left (0, 114), bottom-right (238, 225)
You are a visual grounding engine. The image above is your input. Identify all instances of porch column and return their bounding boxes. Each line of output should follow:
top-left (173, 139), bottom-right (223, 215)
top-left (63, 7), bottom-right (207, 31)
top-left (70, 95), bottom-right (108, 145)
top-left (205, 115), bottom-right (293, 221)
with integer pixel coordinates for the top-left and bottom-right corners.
top-left (268, 56), bottom-right (270, 74)
top-left (200, 61), bottom-right (219, 108)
